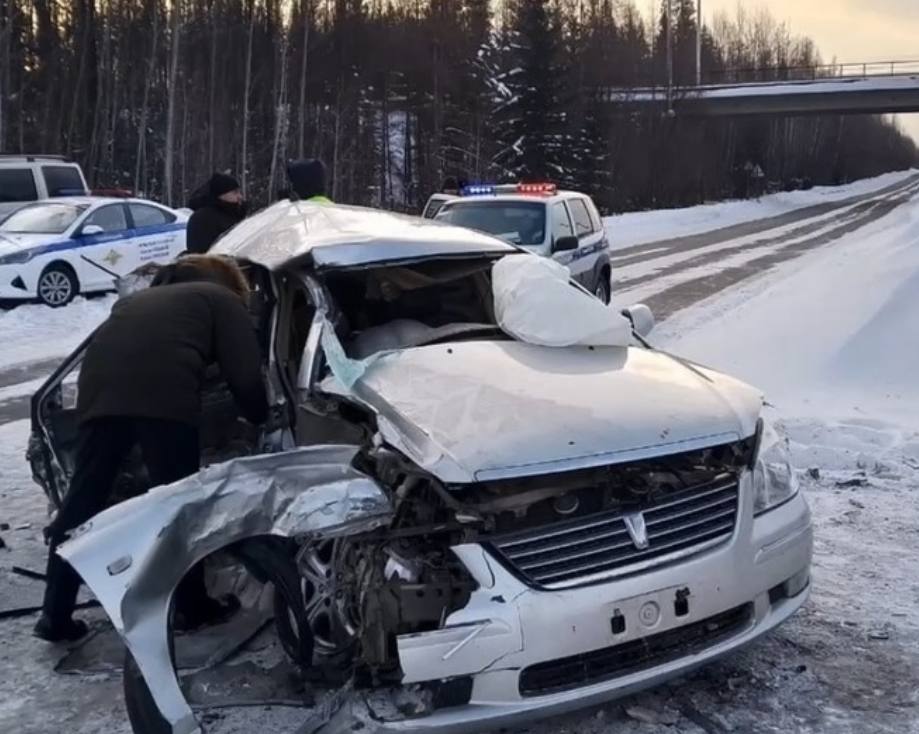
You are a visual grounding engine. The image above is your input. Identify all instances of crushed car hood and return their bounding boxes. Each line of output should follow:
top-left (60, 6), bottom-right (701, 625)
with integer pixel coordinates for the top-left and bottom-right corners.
top-left (335, 341), bottom-right (763, 483)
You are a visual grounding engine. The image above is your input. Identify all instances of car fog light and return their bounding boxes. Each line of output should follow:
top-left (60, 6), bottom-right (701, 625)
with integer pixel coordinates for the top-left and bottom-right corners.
top-left (783, 568), bottom-right (810, 598)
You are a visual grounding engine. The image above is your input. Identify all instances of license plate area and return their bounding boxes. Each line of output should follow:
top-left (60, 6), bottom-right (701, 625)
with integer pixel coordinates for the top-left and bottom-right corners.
top-left (609, 583), bottom-right (693, 640)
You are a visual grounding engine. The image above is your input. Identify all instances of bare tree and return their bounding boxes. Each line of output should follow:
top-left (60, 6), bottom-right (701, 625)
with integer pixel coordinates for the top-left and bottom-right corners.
top-left (164, 0), bottom-right (183, 205)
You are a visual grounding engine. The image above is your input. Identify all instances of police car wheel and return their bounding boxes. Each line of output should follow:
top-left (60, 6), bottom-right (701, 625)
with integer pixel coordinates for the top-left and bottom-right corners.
top-left (595, 275), bottom-right (611, 304)
top-left (37, 264), bottom-right (78, 308)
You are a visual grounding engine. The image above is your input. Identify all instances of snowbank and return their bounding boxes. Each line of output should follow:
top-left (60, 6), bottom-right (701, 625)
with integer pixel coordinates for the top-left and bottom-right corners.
top-left (0, 295), bottom-right (114, 371)
top-left (604, 168), bottom-right (917, 249)
top-left (656, 187), bottom-right (919, 472)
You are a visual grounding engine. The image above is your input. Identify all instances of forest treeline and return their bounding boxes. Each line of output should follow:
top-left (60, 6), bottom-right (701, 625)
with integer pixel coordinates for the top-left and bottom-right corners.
top-left (0, 0), bottom-right (915, 212)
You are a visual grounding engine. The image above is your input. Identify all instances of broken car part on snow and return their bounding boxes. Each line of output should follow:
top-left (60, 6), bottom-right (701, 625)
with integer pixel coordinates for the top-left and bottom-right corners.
top-left (28, 202), bottom-right (813, 734)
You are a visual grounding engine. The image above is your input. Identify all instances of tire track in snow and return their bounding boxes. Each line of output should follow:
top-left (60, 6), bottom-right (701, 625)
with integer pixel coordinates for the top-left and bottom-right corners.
top-left (642, 183), bottom-right (919, 322)
top-left (609, 172), bottom-right (919, 265)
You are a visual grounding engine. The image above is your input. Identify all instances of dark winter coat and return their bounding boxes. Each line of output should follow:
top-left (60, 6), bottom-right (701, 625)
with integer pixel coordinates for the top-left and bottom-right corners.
top-left (185, 191), bottom-right (247, 254)
top-left (77, 282), bottom-right (269, 427)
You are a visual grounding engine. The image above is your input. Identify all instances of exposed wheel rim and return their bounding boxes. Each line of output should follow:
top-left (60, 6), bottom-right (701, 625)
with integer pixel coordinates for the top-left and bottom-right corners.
top-left (293, 540), bottom-right (360, 657)
top-left (39, 271), bottom-right (73, 306)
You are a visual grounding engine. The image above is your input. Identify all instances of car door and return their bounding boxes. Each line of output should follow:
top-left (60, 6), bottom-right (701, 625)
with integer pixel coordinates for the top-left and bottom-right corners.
top-left (565, 197), bottom-right (604, 287)
top-left (549, 200), bottom-right (577, 271)
top-left (127, 202), bottom-right (187, 265)
top-left (28, 261), bottom-right (290, 510)
top-left (73, 202), bottom-right (134, 291)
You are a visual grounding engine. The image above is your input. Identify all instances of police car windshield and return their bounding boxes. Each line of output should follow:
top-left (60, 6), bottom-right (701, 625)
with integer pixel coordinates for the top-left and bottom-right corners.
top-left (436, 201), bottom-right (546, 246)
top-left (0, 202), bottom-right (88, 234)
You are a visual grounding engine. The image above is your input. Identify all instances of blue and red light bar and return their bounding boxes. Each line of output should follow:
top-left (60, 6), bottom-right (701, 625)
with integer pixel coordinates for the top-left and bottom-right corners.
top-left (460, 182), bottom-right (557, 197)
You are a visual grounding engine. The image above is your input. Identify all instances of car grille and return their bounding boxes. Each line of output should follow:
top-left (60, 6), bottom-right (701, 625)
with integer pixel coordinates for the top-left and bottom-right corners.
top-left (518, 603), bottom-right (753, 696)
top-left (489, 476), bottom-right (739, 587)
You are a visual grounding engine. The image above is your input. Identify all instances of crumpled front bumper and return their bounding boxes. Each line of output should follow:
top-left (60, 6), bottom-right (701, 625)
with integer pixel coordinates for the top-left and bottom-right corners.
top-left (365, 480), bottom-right (813, 733)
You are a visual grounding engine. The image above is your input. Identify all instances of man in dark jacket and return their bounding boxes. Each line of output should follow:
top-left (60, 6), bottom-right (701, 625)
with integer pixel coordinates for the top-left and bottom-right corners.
top-left (34, 255), bottom-right (269, 642)
top-left (287, 159), bottom-right (332, 202)
top-left (185, 173), bottom-right (248, 253)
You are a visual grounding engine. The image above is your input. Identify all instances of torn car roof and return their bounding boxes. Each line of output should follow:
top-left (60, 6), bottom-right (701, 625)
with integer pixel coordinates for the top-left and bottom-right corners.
top-left (210, 200), bottom-right (516, 270)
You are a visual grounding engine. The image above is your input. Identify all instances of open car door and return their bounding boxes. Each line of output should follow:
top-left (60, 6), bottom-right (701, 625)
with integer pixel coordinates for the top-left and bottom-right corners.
top-left (27, 261), bottom-right (291, 512)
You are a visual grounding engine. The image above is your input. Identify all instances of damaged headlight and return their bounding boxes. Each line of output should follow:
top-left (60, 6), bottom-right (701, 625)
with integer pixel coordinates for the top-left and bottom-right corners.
top-left (752, 418), bottom-right (799, 515)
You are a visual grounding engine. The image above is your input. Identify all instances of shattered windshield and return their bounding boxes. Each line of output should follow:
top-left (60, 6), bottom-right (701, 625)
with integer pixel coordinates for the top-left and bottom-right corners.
top-left (435, 201), bottom-right (546, 246)
top-left (0, 202), bottom-right (87, 234)
top-left (322, 257), bottom-right (504, 359)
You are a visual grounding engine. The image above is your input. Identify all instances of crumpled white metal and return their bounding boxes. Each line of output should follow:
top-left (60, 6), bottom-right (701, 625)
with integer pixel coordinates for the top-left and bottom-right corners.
top-left (59, 445), bottom-right (392, 734)
top-left (492, 254), bottom-right (632, 347)
top-left (209, 200), bottom-right (513, 271)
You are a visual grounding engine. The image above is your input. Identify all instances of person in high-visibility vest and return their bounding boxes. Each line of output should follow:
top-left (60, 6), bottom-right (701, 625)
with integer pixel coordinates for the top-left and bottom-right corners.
top-left (287, 159), bottom-right (332, 203)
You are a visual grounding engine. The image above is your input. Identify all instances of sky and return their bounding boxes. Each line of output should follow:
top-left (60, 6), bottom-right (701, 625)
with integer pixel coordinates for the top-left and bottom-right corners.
top-left (694, 0), bottom-right (919, 144)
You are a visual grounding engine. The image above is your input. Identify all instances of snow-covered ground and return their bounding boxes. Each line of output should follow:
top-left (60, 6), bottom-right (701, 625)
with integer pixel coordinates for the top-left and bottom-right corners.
top-left (604, 168), bottom-right (916, 248)
top-left (2, 170), bottom-right (919, 733)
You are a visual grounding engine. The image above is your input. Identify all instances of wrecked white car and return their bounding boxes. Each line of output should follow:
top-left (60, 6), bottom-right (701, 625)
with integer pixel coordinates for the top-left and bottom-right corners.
top-left (28, 202), bottom-right (813, 734)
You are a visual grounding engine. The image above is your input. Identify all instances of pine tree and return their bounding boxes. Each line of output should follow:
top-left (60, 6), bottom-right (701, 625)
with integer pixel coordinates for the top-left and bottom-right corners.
top-left (491, 0), bottom-right (570, 183)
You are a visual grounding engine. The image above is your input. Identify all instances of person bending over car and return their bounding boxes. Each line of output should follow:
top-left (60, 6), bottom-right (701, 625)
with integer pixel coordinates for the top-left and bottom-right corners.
top-left (34, 255), bottom-right (270, 642)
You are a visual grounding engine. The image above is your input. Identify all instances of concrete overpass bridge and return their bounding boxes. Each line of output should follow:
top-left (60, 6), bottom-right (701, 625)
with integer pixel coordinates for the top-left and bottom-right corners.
top-left (600, 60), bottom-right (919, 117)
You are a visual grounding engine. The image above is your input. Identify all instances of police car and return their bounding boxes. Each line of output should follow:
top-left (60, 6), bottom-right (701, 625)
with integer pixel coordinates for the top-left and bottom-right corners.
top-left (0, 197), bottom-right (188, 307)
top-left (428, 183), bottom-right (612, 303)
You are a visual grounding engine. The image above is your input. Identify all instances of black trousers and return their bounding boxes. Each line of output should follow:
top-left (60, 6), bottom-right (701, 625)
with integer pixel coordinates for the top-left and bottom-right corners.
top-left (42, 416), bottom-right (205, 627)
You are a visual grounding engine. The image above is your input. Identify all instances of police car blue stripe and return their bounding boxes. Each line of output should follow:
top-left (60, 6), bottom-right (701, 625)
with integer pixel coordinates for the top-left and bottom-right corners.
top-left (559, 239), bottom-right (610, 265)
top-left (20, 222), bottom-right (186, 260)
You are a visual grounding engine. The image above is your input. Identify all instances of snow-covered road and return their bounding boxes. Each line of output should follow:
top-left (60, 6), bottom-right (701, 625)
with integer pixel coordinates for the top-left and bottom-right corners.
top-left (2, 169), bottom-right (919, 733)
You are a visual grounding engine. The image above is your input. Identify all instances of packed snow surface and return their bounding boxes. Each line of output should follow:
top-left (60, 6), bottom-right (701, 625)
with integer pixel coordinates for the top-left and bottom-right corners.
top-left (604, 168), bottom-right (915, 248)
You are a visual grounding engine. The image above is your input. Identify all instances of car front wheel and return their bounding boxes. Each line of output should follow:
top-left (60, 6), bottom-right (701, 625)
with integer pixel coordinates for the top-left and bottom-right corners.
top-left (37, 264), bottom-right (78, 307)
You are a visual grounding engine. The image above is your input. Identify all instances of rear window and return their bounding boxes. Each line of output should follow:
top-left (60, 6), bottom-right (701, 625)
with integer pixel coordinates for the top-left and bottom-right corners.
top-left (130, 203), bottom-right (175, 227)
top-left (42, 166), bottom-right (87, 197)
top-left (436, 201), bottom-right (546, 246)
top-left (0, 169), bottom-right (38, 203)
top-left (567, 199), bottom-right (594, 237)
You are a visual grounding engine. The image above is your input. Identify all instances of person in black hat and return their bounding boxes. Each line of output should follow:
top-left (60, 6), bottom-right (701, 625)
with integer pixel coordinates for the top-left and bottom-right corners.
top-left (185, 173), bottom-right (248, 253)
top-left (286, 159), bottom-right (331, 202)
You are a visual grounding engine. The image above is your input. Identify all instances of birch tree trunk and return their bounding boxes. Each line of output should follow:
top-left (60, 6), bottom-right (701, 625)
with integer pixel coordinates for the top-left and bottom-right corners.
top-left (134, 1), bottom-right (159, 194)
top-left (240, 4), bottom-right (255, 198)
top-left (268, 36), bottom-right (289, 198)
top-left (297, 0), bottom-right (310, 159)
top-left (164, 0), bottom-right (182, 206)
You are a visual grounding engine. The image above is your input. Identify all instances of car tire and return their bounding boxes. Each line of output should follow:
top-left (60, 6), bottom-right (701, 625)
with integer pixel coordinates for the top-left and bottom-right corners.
top-left (595, 271), bottom-right (611, 304)
top-left (37, 263), bottom-right (78, 307)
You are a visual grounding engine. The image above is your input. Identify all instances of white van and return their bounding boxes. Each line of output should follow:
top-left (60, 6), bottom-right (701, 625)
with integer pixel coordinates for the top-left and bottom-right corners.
top-left (0, 155), bottom-right (89, 218)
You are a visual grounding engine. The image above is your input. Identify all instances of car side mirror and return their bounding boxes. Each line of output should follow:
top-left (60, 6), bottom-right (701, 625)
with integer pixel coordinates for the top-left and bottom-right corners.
top-left (80, 224), bottom-right (104, 236)
top-left (621, 304), bottom-right (655, 338)
top-left (553, 235), bottom-right (578, 253)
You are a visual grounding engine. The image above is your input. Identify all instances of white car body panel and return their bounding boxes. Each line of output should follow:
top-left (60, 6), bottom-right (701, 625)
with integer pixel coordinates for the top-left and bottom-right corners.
top-left (0, 197), bottom-right (188, 302)
top-left (321, 340), bottom-right (762, 483)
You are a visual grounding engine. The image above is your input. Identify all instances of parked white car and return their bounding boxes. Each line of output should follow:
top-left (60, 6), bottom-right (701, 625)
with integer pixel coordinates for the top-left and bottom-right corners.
top-left (30, 203), bottom-right (812, 734)
top-left (0, 155), bottom-right (89, 218)
top-left (427, 183), bottom-right (613, 303)
top-left (0, 197), bottom-right (188, 306)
